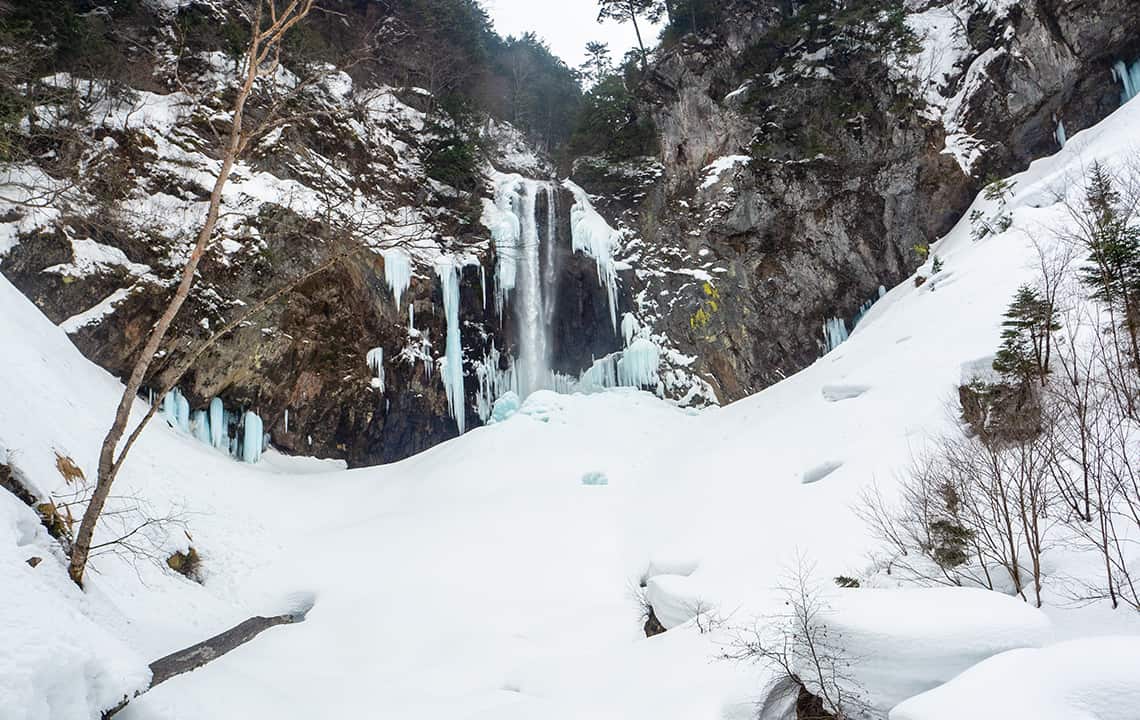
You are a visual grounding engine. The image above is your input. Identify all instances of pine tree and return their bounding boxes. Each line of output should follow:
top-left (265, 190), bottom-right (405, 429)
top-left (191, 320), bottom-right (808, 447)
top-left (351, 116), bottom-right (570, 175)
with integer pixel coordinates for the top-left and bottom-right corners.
top-left (597, 0), bottom-right (656, 68)
top-left (992, 285), bottom-right (1059, 385)
top-left (1077, 162), bottom-right (1140, 371)
top-left (579, 41), bottom-right (612, 86)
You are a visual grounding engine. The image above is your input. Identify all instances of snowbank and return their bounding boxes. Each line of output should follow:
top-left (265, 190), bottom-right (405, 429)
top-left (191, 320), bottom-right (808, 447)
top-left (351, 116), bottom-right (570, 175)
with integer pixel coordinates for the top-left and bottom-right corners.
top-left (810, 588), bottom-right (1052, 715)
top-left (0, 495), bottom-right (149, 719)
top-left (891, 636), bottom-right (1140, 720)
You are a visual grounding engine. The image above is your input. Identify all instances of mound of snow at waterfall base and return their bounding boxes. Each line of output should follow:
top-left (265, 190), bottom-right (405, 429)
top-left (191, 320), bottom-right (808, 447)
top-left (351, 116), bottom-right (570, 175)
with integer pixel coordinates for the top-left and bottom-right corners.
top-left (6, 90), bottom-right (1140, 720)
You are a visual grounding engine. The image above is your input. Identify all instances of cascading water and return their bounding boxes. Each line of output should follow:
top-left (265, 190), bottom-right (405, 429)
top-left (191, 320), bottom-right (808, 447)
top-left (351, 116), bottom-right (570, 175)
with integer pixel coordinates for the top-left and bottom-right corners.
top-left (483, 173), bottom-right (559, 399)
top-left (414, 171), bottom-right (662, 432)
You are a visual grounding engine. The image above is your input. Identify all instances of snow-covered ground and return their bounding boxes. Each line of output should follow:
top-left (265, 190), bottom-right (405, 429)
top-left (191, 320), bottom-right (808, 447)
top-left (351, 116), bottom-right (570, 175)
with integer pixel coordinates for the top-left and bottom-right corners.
top-left (5, 80), bottom-right (1140, 720)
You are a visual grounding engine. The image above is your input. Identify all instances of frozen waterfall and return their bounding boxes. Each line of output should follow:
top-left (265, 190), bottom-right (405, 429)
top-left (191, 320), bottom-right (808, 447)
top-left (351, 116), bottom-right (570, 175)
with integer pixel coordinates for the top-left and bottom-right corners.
top-left (481, 173), bottom-right (561, 399)
top-left (427, 171), bottom-right (660, 429)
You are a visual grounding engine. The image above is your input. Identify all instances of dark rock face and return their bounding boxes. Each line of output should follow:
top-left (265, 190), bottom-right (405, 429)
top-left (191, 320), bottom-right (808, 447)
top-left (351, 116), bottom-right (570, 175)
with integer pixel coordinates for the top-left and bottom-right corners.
top-left (954, 0), bottom-right (1140, 180)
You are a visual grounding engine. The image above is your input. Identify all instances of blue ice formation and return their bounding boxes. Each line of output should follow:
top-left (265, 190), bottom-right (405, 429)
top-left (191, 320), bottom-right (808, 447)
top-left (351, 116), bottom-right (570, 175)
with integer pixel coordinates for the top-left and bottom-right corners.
top-left (162, 388), bottom-right (191, 433)
top-left (160, 390), bottom-right (266, 464)
top-left (822, 317), bottom-right (849, 353)
top-left (241, 410), bottom-right (264, 464)
top-left (581, 471), bottom-right (609, 486)
top-left (1115, 58), bottom-right (1140, 105)
top-left (490, 391), bottom-right (521, 424)
top-left (823, 286), bottom-right (888, 354)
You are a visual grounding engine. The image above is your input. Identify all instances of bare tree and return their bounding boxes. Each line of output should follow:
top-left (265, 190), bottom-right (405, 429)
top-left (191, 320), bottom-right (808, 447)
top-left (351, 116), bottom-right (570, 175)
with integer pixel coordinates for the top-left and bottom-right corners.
top-left (725, 556), bottom-right (867, 719)
top-left (68, 0), bottom-right (318, 588)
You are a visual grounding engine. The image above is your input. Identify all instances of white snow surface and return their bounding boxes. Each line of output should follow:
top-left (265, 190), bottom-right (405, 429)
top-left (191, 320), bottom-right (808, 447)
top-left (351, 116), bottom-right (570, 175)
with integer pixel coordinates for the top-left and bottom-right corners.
top-left (892, 636), bottom-right (1140, 720)
top-left (3, 80), bottom-right (1140, 720)
top-left (812, 588), bottom-right (1052, 714)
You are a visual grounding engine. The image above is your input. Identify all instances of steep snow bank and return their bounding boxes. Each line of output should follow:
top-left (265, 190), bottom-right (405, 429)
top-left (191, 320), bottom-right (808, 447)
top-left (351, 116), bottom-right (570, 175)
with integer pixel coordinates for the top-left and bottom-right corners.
top-left (811, 588), bottom-right (1052, 714)
top-left (892, 636), bottom-right (1140, 720)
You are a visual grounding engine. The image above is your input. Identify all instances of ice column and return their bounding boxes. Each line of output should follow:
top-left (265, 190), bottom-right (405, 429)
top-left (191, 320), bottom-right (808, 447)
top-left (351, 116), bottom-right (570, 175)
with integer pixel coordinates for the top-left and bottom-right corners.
top-left (191, 410), bottom-right (211, 444)
top-left (436, 258), bottom-right (466, 433)
top-left (209, 397), bottom-right (227, 451)
top-left (241, 411), bottom-right (264, 464)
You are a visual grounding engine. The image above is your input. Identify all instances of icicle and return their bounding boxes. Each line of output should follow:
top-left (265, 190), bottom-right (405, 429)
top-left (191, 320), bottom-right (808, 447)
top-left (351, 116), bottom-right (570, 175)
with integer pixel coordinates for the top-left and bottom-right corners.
top-left (382, 248), bottom-right (412, 311)
top-left (284, 408), bottom-right (289, 434)
top-left (409, 303), bottom-right (415, 331)
top-left (621, 313), bottom-right (640, 348)
top-left (191, 410), bottom-right (211, 445)
top-left (436, 258), bottom-right (466, 433)
top-left (209, 397), bottom-right (226, 451)
top-left (617, 338), bottom-right (660, 388)
top-left (1054, 119), bottom-right (1067, 148)
top-left (475, 342), bottom-right (519, 422)
top-left (562, 180), bottom-right (619, 331)
top-left (162, 391), bottom-right (177, 426)
top-left (162, 389), bottom-right (191, 432)
top-left (367, 347), bottom-right (385, 391)
top-left (483, 178), bottom-right (522, 318)
top-left (241, 411), bottom-right (264, 463)
top-left (822, 317), bottom-right (849, 353)
top-left (479, 263), bottom-right (487, 310)
top-left (878, 285), bottom-right (887, 298)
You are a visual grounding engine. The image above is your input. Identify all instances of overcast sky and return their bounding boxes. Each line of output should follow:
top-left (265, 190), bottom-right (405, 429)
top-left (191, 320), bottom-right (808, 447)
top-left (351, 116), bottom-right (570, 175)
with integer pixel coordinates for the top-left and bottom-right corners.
top-left (483, 0), bottom-right (662, 70)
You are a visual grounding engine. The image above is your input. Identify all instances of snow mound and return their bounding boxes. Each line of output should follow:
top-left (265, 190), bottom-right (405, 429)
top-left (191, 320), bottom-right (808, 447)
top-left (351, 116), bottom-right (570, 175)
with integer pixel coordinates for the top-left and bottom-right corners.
top-left (891, 636), bottom-right (1140, 720)
top-left (0, 496), bottom-right (149, 719)
top-left (814, 588), bottom-right (1052, 715)
top-left (646, 574), bottom-right (707, 629)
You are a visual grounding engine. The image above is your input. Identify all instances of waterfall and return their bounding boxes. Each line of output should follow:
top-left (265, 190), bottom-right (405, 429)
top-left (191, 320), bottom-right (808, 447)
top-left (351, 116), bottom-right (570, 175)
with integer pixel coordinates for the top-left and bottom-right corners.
top-left (452, 171), bottom-right (658, 428)
top-left (516, 182), bottom-right (549, 397)
top-left (483, 173), bottom-right (557, 399)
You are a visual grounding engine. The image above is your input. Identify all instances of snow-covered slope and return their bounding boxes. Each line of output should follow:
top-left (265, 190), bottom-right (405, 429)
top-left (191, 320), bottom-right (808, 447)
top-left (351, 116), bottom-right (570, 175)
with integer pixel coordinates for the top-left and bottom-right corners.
top-left (5, 84), bottom-right (1140, 720)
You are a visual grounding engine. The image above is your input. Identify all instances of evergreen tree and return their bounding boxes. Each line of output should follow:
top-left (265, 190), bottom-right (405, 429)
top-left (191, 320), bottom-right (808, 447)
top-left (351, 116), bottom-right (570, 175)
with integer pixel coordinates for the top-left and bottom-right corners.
top-left (1076, 162), bottom-right (1140, 371)
top-left (597, 0), bottom-right (656, 68)
top-left (579, 41), bottom-right (613, 86)
top-left (992, 285), bottom-right (1059, 385)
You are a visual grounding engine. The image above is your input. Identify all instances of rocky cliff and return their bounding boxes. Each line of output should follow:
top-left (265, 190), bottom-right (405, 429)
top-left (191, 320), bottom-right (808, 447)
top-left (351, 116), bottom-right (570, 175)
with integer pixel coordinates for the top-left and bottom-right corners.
top-left (2, 0), bottom-right (1138, 466)
top-left (570, 0), bottom-right (1140, 402)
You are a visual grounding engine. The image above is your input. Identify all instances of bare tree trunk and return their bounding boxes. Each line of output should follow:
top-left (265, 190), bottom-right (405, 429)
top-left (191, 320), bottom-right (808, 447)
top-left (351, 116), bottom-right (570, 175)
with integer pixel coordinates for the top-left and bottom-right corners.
top-left (103, 603), bottom-right (312, 718)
